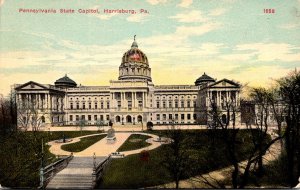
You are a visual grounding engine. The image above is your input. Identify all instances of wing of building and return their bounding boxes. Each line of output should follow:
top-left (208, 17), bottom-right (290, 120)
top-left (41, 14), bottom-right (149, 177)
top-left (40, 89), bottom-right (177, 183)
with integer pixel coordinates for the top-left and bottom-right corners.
top-left (13, 38), bottom-right (241, 128)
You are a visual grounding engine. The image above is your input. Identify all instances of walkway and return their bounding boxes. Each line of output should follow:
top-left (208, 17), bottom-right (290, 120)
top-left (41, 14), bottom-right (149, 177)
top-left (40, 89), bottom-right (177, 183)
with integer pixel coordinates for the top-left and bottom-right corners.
top-left (153, 133), bottom-right (282, 188)
top-left (46, 157), bottom-right (106, 189)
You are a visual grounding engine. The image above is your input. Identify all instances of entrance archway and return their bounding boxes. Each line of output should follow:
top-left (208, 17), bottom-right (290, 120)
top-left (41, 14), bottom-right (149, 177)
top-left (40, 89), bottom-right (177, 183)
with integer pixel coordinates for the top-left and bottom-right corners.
top-left (126, 115), bottom-right (132, 123)
top-left (116, 116), bottom-right (121, 123)
top-left (137, 115), bottom-right (142, 122)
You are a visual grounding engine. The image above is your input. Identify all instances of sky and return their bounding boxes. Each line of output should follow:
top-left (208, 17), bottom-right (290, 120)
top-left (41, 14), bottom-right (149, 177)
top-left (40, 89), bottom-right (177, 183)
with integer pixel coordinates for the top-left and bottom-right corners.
top-left (0, 0), bottom-right (300, 96)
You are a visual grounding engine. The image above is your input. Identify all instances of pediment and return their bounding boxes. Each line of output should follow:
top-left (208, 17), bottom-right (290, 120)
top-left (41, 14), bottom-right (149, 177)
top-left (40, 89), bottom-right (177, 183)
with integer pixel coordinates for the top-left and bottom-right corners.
top-left (209, 79), bottom-right (240, 88)
top-left (15, 81), bottom-right (48, 91)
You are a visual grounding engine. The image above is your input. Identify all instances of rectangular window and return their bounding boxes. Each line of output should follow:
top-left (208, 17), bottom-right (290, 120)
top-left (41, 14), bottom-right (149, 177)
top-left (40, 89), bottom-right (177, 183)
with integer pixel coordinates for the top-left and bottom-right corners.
top-left (181, 114), bottom-right (185, 120)
top-left (95, 102), bottom-right (98, 109)
top-left (82, 102), bottom-right (85, 109)
top-left (81, 115), bottom-right (85, 120)
top-left (70, 115), bottom-right (73, 121)
top-left (107, 102), bottom-right (110, 109)
top-left (169, 101), bottom-right (172, 108)
top-left (187, 101), bottom-right (190, 108)
top-left (89, 102), bottom-right (91, 109)
top-left (88, 115), bottom-right (91, 121)
top-left (187, 114), bottom-right (191, 120)
top-left (163, 114), bottom-right (166, 120)
top-left (100, 115), bottom-right (104, 121)
top-left (193, 101), bottom-right (196, 108)
top-left (156, 101), bottom-right (160, 108)
top-left (94, 115), bottom-right (97, 121)
top-left (175, 114), bottom-right (178, 120)
top-left (76, 102), bottom-right (79, 109)
top-left (163, 101), bottom-right (166, 108)
top-left (193, 114), bottom-right (197, 120)
top-left (156, 114), bottom-right (160, 120)
top-left (70, 103), bottom-right (73, 109)
top-left (169, 114), bottom-right (172, 120)
top-left (106, 115), bottom-right (110, 121)
top-left (101, 102), bottom-right (104, 109)
top-left (175, 101), bottom-right (178, 108)
top-left (76, 115), bottom-right (79, 121)
top-left (181, 101), bottom-right (184, 108)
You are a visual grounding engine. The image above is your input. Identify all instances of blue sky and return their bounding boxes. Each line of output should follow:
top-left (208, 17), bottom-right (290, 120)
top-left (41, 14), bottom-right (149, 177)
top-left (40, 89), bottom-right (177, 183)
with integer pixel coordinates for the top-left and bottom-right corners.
top-left (0, 0), bottom-right (300, 95)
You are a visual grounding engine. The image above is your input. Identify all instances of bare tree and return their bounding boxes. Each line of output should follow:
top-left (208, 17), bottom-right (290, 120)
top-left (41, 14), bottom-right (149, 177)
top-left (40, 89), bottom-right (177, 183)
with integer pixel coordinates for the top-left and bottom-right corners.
top-left (277, 69), bottom-right (300, 187)
top-left (161, 124), bottom-right (191, 189)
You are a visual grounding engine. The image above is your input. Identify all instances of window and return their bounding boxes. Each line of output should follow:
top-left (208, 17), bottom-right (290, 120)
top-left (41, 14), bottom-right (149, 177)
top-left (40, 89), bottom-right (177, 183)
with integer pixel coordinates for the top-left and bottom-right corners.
top-left (101, 102), bottom-right (104, 109)
top-left (193, 101), bottom-right (196, 107)
top-left (89, 102), bottom-right (91, 109)
top-left (76, 102), bottom-right (79, 109)
top-left (193, 114), bottom-right (197, 120)
top-left (187, 101), bottom-right (191, 108)
top-left (107, 102), bottom-right (110, 109)
top-left (81, 115), bottom-right (85, 120)
top-left (76, 115), bottom-right (79, 121)
top-left (181, 114), bottom-right (185, 120)
top-left (94, 115), bottom-right (97, 121)
top-left (156, 101), bottom-right (160, 108)
top-left (100, 115), bottom-right (104, 121)
top-left (88, 115), bottom-right (91, 121)
top-left (187, 114), bottom-right (191, 120)
top-left (175, 114), bottom-right (178, 120)
top-left (70, 102), bottom-right (73, 109)
top-left (156, 114), bottom-right (160, 120)
top-left (169, 114), bottom-right (172, 120)
top-left (181, 101), bottom-right (184, 108)
top-left (169, 101), bottom-right (172, 108)
top-left (163, 101), bottom-right (166, 108)
top-left (163, 114), bottom-right (166, 120)
top-left (175, 101), bottom-right (178, 108)
top-left (106, 115), bottom-right (110, 121)
top-left (95, 102), bottom-right (98, 109)
top-left (70, 115), bottom-right (73, 121)
top-left (82, 102), bottom-right (85, 109)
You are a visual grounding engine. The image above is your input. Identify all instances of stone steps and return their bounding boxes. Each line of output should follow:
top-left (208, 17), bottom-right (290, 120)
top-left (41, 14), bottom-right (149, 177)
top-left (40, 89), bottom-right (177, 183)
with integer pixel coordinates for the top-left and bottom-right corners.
top-left (46, 157), bottom-right (107, 189)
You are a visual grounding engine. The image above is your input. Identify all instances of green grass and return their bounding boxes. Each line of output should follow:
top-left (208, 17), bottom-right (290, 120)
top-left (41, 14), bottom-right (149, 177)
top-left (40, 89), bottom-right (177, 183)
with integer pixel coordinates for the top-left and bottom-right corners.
top-left (99, 129), bottom-right (270, 189)
top-left (117, 134), bottom-right (152, 152)
top-left (61, 134), bottom-right (106, 152)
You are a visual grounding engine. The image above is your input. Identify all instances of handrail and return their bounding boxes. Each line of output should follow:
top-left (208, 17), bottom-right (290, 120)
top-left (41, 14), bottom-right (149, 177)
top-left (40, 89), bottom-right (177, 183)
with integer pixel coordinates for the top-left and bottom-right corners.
top-left (92, 155), bottom-right (111, 188)
top-left (41, 153), bottom-right (74, 188)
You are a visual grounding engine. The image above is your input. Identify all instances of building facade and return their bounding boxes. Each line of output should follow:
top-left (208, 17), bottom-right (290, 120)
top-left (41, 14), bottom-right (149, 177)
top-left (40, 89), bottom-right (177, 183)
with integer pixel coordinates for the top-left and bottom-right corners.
top-left (14, 38), bottom-right (241, 127)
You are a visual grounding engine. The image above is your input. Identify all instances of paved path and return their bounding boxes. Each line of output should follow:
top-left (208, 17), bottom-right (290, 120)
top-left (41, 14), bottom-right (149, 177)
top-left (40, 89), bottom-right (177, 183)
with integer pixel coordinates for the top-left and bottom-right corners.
top-left (153, 133), bottom-right (282, 188)
top-left (48, 132), bottom-right (161, 157)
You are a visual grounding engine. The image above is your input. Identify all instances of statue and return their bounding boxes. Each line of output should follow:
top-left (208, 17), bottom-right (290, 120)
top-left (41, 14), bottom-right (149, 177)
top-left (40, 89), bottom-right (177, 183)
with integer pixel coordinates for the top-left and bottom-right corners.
top-left (107, 127), bottom-right (116, 143)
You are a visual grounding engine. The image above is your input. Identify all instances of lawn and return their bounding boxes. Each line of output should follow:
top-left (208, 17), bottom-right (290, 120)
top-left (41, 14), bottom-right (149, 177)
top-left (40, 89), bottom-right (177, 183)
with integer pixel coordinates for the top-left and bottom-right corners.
top-left (61, 134), bottom-right (106, 152)
top-left (98, 129), bottom-right (269, 189)
top-left (117, 134), bottom-right (152, 152)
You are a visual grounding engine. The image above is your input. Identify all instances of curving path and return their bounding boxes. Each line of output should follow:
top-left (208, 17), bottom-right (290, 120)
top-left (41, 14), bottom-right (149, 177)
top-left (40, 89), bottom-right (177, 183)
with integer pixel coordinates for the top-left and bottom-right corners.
top-left (48, 132), bottom-right (162, 157)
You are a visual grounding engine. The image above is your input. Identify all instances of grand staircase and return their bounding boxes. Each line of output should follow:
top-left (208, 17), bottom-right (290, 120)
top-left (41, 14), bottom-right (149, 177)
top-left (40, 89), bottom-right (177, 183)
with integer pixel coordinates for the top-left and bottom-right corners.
top-left (46, 157), bottom-right (106, 189)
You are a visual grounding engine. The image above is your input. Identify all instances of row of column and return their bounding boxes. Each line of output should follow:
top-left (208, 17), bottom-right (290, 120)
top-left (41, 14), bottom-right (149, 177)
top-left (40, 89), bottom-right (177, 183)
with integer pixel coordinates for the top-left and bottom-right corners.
top-left (111, 91), bottom-right (147, 109)
top-left (17, 93), bottom-right (64, 111)
top-left (207, 90), bottom-right (239, 107)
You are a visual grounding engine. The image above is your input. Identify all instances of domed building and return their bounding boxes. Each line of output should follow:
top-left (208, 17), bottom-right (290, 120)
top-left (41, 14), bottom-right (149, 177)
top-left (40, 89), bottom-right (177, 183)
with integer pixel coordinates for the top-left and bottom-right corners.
top-left (14, 36), bottom-right (241, 127)
top-left (55, 74), bottom-right (77, 88)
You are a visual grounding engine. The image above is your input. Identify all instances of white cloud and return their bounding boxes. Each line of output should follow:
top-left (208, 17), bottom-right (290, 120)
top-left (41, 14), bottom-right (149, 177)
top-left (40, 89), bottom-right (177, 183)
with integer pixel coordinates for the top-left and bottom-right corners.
top-left (208, 8), bottom-right (227, 16)
top-left (169, 10), bottom-right (208, 23)
top-left (175, 22), bottom-right (221, 37)
top-left (126, 14), bottom-right (149, 23)
top-left (236, 43), bottom-right (300, 62)
top-left (147, 0), bottom-right (168, 5)
top-left (278, 23), bottom-right (299, 30)
top-left (177, 0), bottom-right (193, 8)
